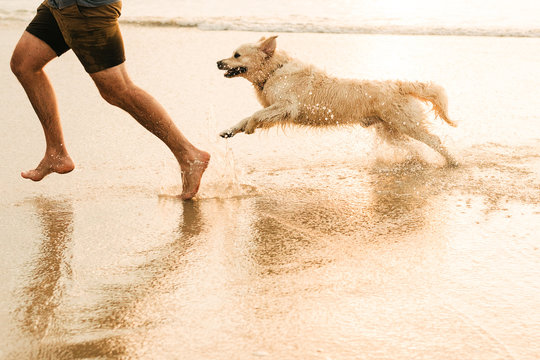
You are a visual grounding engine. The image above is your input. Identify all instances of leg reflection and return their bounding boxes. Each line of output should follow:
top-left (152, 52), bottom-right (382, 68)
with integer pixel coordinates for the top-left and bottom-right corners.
top-left (19, 197), bottom-right (73, 340)
top-left (89, 200), bottom-right (206, 331)
top-left (15, 198), bottom-right (128, 359)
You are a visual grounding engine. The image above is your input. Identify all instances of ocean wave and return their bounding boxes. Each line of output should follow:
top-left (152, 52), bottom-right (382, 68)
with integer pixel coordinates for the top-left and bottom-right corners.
top-left (2, 11), bottom-right (539, 38)
top-left (0, 9), bottom-right (34, 21)
top-left (120, 16), bottom-right (540, 38)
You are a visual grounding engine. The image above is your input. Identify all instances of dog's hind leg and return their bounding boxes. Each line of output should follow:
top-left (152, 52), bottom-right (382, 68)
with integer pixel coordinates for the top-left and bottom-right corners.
top-left (402, 127), bottom-right (457, 166)
top-left (383, 100), bottom-right (458, 166)
top-left (373, 122), bottom-right (408, 145)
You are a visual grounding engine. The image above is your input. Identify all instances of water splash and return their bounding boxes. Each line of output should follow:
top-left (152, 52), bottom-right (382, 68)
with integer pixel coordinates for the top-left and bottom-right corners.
top-left (195, 108), bottom-right (257, 199)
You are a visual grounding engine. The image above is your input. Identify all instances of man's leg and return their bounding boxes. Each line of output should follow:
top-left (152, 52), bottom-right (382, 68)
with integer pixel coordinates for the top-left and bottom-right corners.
top-left (10, 31), bottom-right (75, 181)
top-left (90, 64), bottom-right (210, 200)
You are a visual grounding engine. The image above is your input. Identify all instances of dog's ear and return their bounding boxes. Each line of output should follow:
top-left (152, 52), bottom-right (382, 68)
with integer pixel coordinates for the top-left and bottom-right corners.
top-left (259, 35), bottom-right (278, 57)
top-left (258, 36), bottom-right (267, 42)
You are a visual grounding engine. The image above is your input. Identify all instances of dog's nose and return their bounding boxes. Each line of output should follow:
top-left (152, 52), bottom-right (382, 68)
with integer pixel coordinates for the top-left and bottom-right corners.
top-left (217, 60), bottom-right (226, 70)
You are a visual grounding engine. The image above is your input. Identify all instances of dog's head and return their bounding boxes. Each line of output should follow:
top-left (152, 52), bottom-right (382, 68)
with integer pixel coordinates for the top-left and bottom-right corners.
top-left (217, 36), bottom-right (278, 81)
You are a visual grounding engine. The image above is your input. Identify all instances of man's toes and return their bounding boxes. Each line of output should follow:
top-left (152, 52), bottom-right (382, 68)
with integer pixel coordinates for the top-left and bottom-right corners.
top-left (21, 169), bottom-right (46, 181)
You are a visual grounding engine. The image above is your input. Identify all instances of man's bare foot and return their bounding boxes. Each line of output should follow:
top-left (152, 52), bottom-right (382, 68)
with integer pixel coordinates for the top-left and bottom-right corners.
top-left (21, 153), bottom-right (75, 181)
top-left (179, 151), bottom-right (210, 200)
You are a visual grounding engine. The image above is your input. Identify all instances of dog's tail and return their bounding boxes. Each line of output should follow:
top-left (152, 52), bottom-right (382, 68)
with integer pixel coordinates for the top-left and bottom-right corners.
top-left (400, 81), bottom-right (457, 127)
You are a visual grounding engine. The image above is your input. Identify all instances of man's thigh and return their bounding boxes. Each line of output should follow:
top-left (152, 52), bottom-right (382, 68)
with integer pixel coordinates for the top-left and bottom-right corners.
top-left (24, 2), bottom-right (70, 58)
top-left (48, 1), bottom-right (126, 74)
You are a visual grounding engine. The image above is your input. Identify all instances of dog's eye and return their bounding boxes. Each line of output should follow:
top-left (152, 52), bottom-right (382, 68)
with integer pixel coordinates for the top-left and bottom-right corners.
top-left (234, 52), bottom-right (241, 58)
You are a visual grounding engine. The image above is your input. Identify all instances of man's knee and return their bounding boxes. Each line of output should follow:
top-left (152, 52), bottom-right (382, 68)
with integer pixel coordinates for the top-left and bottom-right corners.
top-left (10, 51), bottom-right (27, 78)
top-left (91, 65), bottom-right (137, 108)
top-left (10, 47), bottom-right (47, 79)
top-left (11, 32), bottom-right (58, 79)
top-left (96, 83), bottom-right (130, 108)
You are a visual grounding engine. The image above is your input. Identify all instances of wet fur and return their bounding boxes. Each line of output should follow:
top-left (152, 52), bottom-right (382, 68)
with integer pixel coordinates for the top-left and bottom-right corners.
top-left (217, 36), bottom-right (458, 166)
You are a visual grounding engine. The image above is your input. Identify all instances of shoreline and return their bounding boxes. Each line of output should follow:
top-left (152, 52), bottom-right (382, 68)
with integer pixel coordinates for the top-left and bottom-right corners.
top-left (3, 16), bottom-right (540, 39)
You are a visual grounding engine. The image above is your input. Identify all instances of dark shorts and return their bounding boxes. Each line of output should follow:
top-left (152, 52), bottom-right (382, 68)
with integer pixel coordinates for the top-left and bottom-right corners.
top-left (26, 1), bottom-right (125, 73)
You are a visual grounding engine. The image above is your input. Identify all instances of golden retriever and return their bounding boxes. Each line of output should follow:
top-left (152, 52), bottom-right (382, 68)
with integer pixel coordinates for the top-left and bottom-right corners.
top-left (217, 36), bottom-right (458, 166)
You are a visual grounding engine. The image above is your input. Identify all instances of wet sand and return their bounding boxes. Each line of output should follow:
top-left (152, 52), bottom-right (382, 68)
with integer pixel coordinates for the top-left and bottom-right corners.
top-left (1, 22), bottom-right (539, 359)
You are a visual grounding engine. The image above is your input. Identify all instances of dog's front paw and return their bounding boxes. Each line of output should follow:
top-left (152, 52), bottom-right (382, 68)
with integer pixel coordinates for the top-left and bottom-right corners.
top-left (219, 129), bottom-right (235, 138)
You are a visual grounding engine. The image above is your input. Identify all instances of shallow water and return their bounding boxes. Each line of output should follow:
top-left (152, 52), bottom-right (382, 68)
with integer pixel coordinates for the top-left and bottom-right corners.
top-left (1, 26), bottom-right (539, 359)
top-left (2, 0), bottom-right (540, 37)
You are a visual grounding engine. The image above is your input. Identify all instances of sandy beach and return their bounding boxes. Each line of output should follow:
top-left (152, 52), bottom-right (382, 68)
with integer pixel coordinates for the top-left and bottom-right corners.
top-left (1, 20), bottom-right (539, 359)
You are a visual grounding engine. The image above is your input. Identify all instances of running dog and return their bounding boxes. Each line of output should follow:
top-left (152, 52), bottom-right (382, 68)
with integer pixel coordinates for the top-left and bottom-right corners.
top-left (217, 36), bottom-right (458, 166)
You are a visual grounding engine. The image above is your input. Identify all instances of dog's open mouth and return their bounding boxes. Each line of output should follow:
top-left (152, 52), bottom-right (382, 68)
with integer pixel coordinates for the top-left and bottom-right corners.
top-left (224, 66), bottom-right (247, 78)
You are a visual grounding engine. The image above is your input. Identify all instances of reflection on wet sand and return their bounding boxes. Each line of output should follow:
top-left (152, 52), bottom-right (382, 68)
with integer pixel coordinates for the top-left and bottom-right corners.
top-left (247, 162), bottom-right (438, 272)
top-left (228, 149), bottom-right (539, 358)
top-left (77, 201), bottom-right (207, 359)
top-left (92, 200), bottom-right (205, 324)
top-left (13, 199), bottom-right (206, 359)
top-left (13, 198), bottom-right (87, 359)
top-left (19, 197), bottom-right (73, 341)
top-left (8, 142), bottom-right (539, 359)
top-left (209, 161), bottom-right (455, 358)
top-left (365, 163), bottom-right (441, 235)
top-left (13, 198), bottom-right (128, 359)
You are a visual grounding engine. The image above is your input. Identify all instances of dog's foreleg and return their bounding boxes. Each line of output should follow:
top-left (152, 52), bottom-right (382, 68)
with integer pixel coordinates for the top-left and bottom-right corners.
top-left (220, 102), bottom-right (296, 138)
top-left (220, 118), bottom-right (249, 138)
